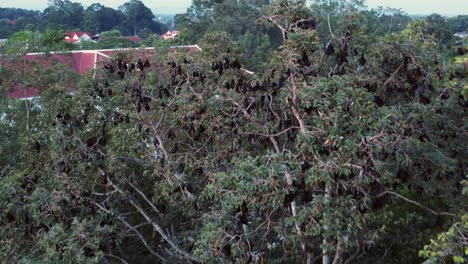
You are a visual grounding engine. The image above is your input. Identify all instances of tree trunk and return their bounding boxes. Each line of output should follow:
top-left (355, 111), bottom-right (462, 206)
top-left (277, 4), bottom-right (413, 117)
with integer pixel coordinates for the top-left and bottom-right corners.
top-left (323, 185), bottom-right (331, 264)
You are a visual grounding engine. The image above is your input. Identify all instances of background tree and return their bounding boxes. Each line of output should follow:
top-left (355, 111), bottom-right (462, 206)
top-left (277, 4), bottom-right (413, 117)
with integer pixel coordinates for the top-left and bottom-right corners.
top-left (98, 37), bottom-right (138, 49)
top-left (0, 8), bottom-right (41, 38)
top-left (0, 1), bottom-right (170, 39)
top-left (425, 13), bottom-right (454, 48)
top-left (375, 7), bottom-right (412, 34)
top-left (42, 29), bottom-right (73, 52)
top-left (81, 3), bottom-right (121, 34)
top-left (43, 0), bottom-right (84, 30)
top-left (448, 15), bottom-right (468, 33)
top-left (118, 0), bottom-right (167, 36)
top-left (3, 30), bottom-right (42, 54)
top-left (0, 7), bottom-right (40, 20)
top-left (100, 29), bottom-right (122, 38)
top-left (239, 32), bottom-right (273, 72)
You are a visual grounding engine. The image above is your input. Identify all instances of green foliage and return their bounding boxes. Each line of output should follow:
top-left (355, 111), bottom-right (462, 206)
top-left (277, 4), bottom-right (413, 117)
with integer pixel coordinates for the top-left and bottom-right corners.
top-left (199, 31), bottom-right (242, 59)
top-left (2, 29), bottom-right (73, 54)
top-left (100, 29), bottom-right (122, 38)
top-left (0, 1), bottom-right (168, 41)
top-left (3, 30), bottom-right (42, 54)
top-left (418, 180), bottom-right (468, 263)
top-left (118, 0), bottom-right (167, 35)
top-left (239, 32), bottom-right (273, 72)
top-left (0, 0), bottom-right (466, 263)
top-left (43, 0), bottom-right (85, 29)
top-left (98, 37), bottom-right (138, 49)
top-left (448, 15), bottom-right (468, 33)
top-left (81, 3), bottom-right (121, 34)
top-left (42, 29), bottom-right (73, 52)
top-left (419, 213), bottom-right (468, 263)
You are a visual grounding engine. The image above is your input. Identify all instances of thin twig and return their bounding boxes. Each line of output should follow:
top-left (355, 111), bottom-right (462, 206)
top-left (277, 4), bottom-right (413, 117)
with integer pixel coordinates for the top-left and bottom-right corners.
top-left (327, 11), bottom-right (337, 40)
top-left (117, 215), bottom-right (165, 260)
top-left (378, 191), bottom-right (456, 217)
top-left (128, 182), bottom-right (164, 218)
top-left (382, 63), bottom-right (404, 87)
top-left (107, 177), bottom-right (198, 262)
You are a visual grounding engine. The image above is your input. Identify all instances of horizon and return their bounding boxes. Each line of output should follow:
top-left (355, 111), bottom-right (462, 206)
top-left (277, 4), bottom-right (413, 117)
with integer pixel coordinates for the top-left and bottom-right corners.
top-left (0, 0), bottom-right (467, 16)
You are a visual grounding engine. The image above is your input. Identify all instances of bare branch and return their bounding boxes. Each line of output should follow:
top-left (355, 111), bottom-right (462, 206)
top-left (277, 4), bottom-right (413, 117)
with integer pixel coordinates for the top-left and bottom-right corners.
top-left (327, 11), bottom-right (338, 40)
top-left (117, 215), bottom-right (165, 260)
top-left (264, 15), bottom-right (288, 40)
top-left (378, 191), bottom-right (456, 217)
top-left (107, 177), bottom-right (198, 262)
top-left (382, 63), bottom-right (404, 87)
top-left (128, 182), bottom-right (164, 219)
top-left (344, 242), bottom-right (361, 264)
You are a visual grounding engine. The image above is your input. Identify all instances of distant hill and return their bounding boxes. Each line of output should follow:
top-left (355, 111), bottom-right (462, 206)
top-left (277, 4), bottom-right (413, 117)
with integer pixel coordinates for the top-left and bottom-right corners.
top-left (409, 14), bottom-right (428, 19)
top-left (409, 14), bottom-right (467, 19)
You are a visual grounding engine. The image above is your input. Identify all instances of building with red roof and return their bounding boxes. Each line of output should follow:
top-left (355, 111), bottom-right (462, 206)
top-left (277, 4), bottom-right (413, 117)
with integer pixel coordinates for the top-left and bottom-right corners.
top-left (1, 44), bottom-right (209, 99)
top-left (2, 48), bottom-right (157, 99)
top-left (64, 32), bottom-right (94, 44)
top-left (161, 30), bottom-right (179, 40)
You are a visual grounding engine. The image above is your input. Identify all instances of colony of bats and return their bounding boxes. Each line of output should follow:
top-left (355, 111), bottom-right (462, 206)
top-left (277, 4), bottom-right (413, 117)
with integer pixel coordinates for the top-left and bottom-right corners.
top-left (38, 16), bottom-right (462, 244)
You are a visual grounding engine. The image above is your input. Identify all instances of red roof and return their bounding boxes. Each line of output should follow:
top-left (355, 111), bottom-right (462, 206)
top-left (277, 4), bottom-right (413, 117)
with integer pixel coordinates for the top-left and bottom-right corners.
top-left (2, 48), bottom-right (158, 98)
top-left (161, 30), bottom-right (179, 40)
top-left (64, 38), bottom-right (79, 43)
top-left (65, 32), bottom-right (92, 39)
top-left (2, 46), bottom-right (211, 99)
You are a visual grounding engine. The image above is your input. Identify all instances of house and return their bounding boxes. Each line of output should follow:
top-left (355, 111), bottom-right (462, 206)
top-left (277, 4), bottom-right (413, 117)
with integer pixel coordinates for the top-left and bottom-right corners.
top-left (161, 30), bottom-right (179, 40)
top-left (2, 45), bottom-right (237, 99)
top-left (64, 32), bottom-right (94, 44)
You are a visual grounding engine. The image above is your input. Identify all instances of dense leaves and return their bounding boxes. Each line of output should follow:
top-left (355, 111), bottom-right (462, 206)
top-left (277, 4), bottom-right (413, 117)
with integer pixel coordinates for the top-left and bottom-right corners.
top-left (0, 0), bottom-right (467, 263)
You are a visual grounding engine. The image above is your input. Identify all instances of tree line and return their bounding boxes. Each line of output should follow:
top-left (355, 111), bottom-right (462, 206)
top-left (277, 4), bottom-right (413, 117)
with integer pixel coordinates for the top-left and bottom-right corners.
top-left (0, 0), bottom-right (168, 39)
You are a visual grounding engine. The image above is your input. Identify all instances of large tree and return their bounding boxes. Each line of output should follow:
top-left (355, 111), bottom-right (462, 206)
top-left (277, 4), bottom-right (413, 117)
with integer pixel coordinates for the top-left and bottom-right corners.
top-left (81, 3), bottom-right (121, 34)
top-left (42, 0), bottom-right (84, 29)
top-left (0, 0), bottom-right (466, 263)
top-left (118, 0), bottom-right (167, 36)
top-left (176, 0), bottom-right (276, 43)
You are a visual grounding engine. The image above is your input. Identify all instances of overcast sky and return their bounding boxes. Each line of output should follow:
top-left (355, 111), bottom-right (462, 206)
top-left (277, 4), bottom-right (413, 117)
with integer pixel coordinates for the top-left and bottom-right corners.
top-left (0, 0), bottom-right (467, 15)
top-left (0, 0), bottom-right (192, 14)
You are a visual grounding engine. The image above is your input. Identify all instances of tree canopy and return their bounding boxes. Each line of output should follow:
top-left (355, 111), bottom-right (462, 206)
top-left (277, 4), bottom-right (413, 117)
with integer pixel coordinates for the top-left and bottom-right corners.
top-left (0, 0), bottom-right (168, 39)
top-left (0, 0), bottom-right (467, 263)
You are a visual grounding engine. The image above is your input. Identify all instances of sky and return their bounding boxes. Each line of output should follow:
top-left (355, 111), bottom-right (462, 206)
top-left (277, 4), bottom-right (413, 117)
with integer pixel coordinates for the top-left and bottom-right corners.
top-left (0, 0), bottom-right (192, 14)
top-left (366, 0), bottom-right (468, 16)
top-left (0, 0), bottom-right (467, 16)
